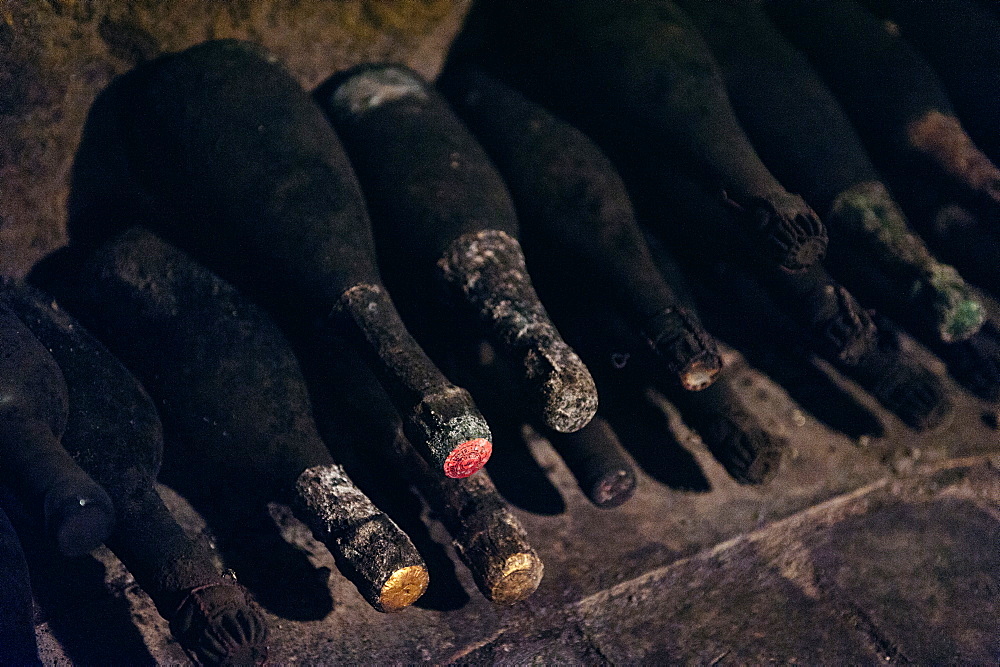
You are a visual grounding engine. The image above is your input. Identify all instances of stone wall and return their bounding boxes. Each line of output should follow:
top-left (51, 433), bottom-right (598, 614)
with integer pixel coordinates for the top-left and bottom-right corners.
top-left (0, 0), bottom-right (471, 276)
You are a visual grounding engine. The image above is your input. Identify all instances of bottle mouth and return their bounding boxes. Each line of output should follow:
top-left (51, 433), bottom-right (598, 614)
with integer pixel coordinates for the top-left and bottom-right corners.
top-left (47, 492), bottom-right (116, 558)
top-left (778, 234), bottom-right (828, 273)
top-left (539, 360), bottom-right (600, 433)
top-left (443, 438), bottom-right (493, 478)
top-left (486, 552), bottom-right (545, 605)
top-left (588, 469), bottom-right (637, 509)
top-left (679, 353), bottom-right (723, 391)
top-left (170, 582), bottom-right (269, 666)
top-left (378, 565), bottom-right (430, 612)
top-left (746, 194), bottom-right (828, 272)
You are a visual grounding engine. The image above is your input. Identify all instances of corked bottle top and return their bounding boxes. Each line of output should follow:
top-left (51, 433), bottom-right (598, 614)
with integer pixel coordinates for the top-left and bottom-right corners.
top-left (322, 64), bottom-right (599, 434)
top-left (437, 229), bottom-right (599, 433)
top-left (294, 464), bottom-right (429, 610)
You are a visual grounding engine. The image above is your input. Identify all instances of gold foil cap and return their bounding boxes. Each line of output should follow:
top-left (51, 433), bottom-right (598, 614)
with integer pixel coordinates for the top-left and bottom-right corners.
top-left (378, 565), bottom-right (430, 612)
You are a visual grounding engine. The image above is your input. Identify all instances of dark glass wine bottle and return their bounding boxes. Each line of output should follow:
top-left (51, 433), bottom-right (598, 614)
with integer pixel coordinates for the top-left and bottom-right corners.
top-left (0, 504), bottom-right (40, 665)
top-left (33, 227), bottom-right (429, 613)
top-left (686, 255), bottom-right (952, 432)
top-left (678, 0), bottom-right (984, 346)
top-left (0, 299), bottom-right (114, 557)
top-left (318, 63), bottom-right (598, 435)
top-left (438, 65), bottom-right (722, 392)
top-left (859, 0), bottom-right (1000, 167)
top-left (465, 0), bottom-right (828, 272)
top-left (1, 283), bottom-right (268, 666)
top-left (451, 331), bottom-right (639, 508)
top-left (544, 416), bottom-right (638, 508)
top-left (121, 39), bottom-right (491, 479)
top-left (765, 0), bottom-right (1000, 214)
top-left (303, 326), bottom-right (545, 604)
top-left (385, 420), bottom-right (546, 604)
top-left (628, 148), bottom-right (951, 429)
top-left (541, 273), bottom-right (786, 486)
top-left (623, 147), bottom-right (876, 367)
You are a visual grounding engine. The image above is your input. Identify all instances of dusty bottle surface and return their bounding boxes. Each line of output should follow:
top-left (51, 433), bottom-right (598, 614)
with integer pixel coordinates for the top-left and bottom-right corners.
top-left (680, 0), bottom-right (984, 346)
top-left (439, 65), bottom-right (722, 391)
top-left (766, 0), bottom-right (1000, 214)
top-left (120, 39), bottom-right (491, 479)
top-left (860, 0), bottom-right (1000, 168)
top-left (0, 299), bottom-right (114, 557)
top-left (319, 63), bottom-right (597, 434)
top-left (2, 282), bottom-right (269, 666)
top-left (462, 0), bottom-right (828, 272)
top-left (623, 143), bottom-right (877, 368)
top-left (34, 227), bottom-right (429, 613)
top-left (304, 327), bottom-right (545, 605)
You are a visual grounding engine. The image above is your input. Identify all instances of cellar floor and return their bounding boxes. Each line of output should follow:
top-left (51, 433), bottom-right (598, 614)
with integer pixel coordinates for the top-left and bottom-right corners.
top-left (26, 346), bottom-right (1000, 664)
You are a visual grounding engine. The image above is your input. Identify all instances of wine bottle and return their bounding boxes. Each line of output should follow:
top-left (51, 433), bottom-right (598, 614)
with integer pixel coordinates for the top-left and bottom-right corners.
top-left (451, 332), bottom-right (638, 509)
top-left (0, 300), bottom-right (115, 558)
top-left (33, 227), bottom-right (429, 613)
top-left (0, 504), bottom-right (39, 666)
top-left (917, 204), bottom-right (1000, 299)
top-left (764, 0), bottom-right (1000, 213)
top-left (677, 0), bottom-right (984, 345)
top-left (689, 256), bottom-right (953, 431)
top-left (410, 461), bottom-right (544, 604)
top-left (438, 65), bottom-right (722, 392)
top-left (629, 264), bottom-right (788, 484)
top-left (757, 261), bottom-right (877, 366)
top-left (380, 415), bottom-right (545, 604)
top-left (622, 149), bottom-right (876, 366)
top-left (303, 328), bottom-right (544, 605)
top-left (121, 39), bottom-right (491, 479)
top-left (859, 0), bottom-right (1000, 166)
top-left (628, 152), bottom-right (952, 428)
top-left (849, 316), bottom-right (953, 431)
top-left (465, 0), bottom-right (828, 273)
top-left (318, 63), bottom-right (598, 433)
top-left (530, 250), bottom-right (787, 486)
top-left (1, 283), bottom-right (268, 665)
top-left (544, 416), bottom-right (638, 508)
top-left (929, 318), bottom-right (1000, 402)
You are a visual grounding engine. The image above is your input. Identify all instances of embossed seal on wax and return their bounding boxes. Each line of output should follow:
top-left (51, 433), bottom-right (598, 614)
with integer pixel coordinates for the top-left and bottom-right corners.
top-left (746, 191), bottom-right (828, 273)
top-left (443, 437), bottom-right (492, 479)
top-left (170, 583), bottom-right (269, 666)
top-left (439, 229), bottom-right (598, 432)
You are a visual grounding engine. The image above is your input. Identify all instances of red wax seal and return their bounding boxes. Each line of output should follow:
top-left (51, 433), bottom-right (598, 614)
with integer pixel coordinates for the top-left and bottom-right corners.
top-left (443, 438), bottom-right (492, 478)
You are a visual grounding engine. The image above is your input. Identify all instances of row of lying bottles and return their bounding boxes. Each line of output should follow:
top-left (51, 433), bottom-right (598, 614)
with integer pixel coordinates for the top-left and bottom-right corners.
top-left (6, 0), bottom-right (1000, 658)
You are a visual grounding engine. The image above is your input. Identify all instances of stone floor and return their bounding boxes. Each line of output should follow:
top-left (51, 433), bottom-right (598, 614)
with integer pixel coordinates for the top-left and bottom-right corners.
top-left (23, 341), bottom-right (1000, 664)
